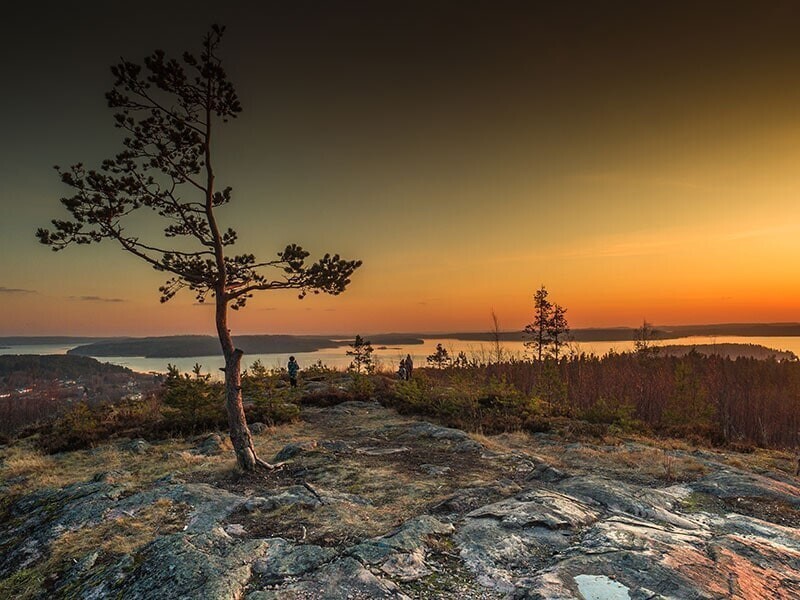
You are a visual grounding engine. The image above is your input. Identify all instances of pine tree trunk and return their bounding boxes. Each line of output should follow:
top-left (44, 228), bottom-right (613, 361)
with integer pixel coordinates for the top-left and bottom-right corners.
top-left (538, 325), bottom-right (543, 362)
top-left (216, 298), bottom-right (261, 471)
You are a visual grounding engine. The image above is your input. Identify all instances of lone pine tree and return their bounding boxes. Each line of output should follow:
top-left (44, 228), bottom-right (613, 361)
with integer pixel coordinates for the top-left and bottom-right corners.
top-left (523, 285), bottom-right (569, 360)
top-left (346, 335), bottom-right (375, 374)
top-left (427, 343), bottom-right (451, 369)
top-left (524, 286), bottom-right (553, 361)
top-left (36, 26), bottom-right (362, 471)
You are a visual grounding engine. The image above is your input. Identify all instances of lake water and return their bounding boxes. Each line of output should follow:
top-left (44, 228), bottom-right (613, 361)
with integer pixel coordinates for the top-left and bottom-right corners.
top-left (3, 335), bottom-right (800, 377)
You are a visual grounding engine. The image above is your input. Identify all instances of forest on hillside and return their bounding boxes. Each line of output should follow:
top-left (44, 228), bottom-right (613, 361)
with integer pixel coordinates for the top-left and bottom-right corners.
top-left (0, 355), bottom-right (160, 438)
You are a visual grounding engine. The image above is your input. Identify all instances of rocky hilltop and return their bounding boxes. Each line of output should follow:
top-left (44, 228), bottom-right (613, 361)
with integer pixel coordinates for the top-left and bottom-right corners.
top-left (2, 400), bottom-right (800, 599)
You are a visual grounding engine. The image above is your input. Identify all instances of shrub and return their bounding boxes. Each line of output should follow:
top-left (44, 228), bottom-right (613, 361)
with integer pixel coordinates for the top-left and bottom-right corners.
top-left (388, 372), bottom-right (540, 433)
top-left (348, 372), bottom-right (376, 399)
top-left (240, 360), bottom-right (301, 425)
top-left (302, 360), bottom-right (338, 380)
top-left (582, 397), bottom-right (641, 432)
top-left (248, 396), bottom-right (300, 425)
top-left (301, 387), bottom-right (353, 407)
top-left (35, 362), bottom-right (301, 453)
top-left (475, 376), bottom-right (542, 433)
top-left (390, 374), bottom-right (437, 414)
top-left (38, 394), bottom-right (163, 453)
top-left (44, 401), bottom-right (104, 452)
top-left (161, 364), bottom-right (226, 433)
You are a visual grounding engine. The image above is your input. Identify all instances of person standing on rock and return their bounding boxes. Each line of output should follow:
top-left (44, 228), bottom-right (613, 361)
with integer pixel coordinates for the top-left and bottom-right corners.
top-left (405, 354), bottom-right (413, 380)
top-left (398, 357), bottom-right (407, 380)
top-left (288, 356), bottom-right (299, 388)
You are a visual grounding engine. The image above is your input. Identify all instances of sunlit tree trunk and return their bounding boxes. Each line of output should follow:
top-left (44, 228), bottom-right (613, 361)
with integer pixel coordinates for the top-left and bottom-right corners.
top-left (205, 67), bottom-right (261, 471)
top-left (215, 297), bottom-right (259, 470)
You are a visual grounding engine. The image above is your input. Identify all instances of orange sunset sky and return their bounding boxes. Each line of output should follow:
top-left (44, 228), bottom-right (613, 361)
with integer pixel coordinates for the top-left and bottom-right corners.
top-left (2, 1), bottom-right (800, 336)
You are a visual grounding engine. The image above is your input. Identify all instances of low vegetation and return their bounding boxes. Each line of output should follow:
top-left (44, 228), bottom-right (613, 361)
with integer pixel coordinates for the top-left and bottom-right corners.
top-left (408, 351), bottom-right (800, 449)
top-left (21, 361), bottom-right (301, 454)
top-left (8, 338), bottom-right (800, 456)
top-left (4, 326), bottom-right (800, 598)
top-left (390, 373), bottom-right (543, 434)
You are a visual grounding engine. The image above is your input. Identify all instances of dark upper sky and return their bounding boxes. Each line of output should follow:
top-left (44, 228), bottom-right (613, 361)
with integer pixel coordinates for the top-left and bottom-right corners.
top-left (6, 1), bottom-right (798, 166)
top-left (3, 1), bottom-right (800, 334)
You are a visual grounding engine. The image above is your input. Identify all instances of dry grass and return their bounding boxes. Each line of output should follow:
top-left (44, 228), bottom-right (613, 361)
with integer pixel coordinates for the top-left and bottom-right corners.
top-left (624, 435), bottom-right (800, 481)
top-left (250, 421), bottom-right (314, 461)
top-left (227, 460), bottom-right (461, 547)
top-left (51, 497), bottom-right (189, 558)
top-left (555, 445), bottom-right (709, 483)
top-left (469, 431), bottom-right (530, 454)
top-left (466, 428), bottom-right (712, 484)
top-left (237, 499), bottom-right (410, 547)
top-left (628, 434), bottom-right (699, 453)
top-left (0, 498), bottom-right (189, 600)
top-left (1, 444), bottom-right (55, 480)
top-left (0, 419), bottom-right (310, 500)
top-left (713, 447), bottom-right (799, 476)
top-left (0, 438), bottom-right (232, 498)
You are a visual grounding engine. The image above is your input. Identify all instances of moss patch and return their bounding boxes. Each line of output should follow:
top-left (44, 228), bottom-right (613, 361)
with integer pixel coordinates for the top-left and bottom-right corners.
top-left (679, 492), bottom-right (727, 515)
top-left (722, 496), bottom-right (800, 527)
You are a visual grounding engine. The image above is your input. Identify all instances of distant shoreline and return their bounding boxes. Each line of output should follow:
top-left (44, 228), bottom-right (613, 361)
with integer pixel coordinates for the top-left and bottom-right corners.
top-left (1, 341), bottom-right (795, 365)
top-left (427, 323), bottom-right (800, 342)
top-left (5, 322), bottom-right (800, 346)
top-left (3, 323), bottom-right (800, 358)
top-left (657, 343), bottom-right (797, 361)
top-left (62, 334), bottom-right (426, 358)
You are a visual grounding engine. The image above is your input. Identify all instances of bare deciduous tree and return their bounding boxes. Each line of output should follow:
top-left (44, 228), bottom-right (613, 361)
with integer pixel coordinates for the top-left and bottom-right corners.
top-left (490, 309), bottom-right (505, 364)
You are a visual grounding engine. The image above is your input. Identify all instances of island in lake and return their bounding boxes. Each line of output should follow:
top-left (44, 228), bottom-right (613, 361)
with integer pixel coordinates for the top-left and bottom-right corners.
top-left (66, 334), bottom-right (425, 358)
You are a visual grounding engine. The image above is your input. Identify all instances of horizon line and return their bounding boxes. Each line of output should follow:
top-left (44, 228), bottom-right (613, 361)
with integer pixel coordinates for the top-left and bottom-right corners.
top-left (3, 321), bottom-right (800, 339)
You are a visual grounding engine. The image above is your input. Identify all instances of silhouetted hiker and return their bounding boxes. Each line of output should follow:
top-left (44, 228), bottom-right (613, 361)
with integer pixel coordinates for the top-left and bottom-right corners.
top-left (398, 358), bottom-right (407, 380)
top-left (288, 356), bottom-right (299, 388)
top-left (405, 354), bottom-right (414, 380)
